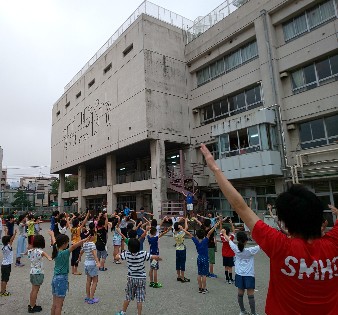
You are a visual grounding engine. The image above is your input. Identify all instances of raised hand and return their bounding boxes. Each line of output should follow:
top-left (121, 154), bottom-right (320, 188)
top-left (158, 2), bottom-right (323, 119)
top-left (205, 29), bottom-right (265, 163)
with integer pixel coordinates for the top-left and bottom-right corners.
top-left (200, 144), bottom-right (220, 172)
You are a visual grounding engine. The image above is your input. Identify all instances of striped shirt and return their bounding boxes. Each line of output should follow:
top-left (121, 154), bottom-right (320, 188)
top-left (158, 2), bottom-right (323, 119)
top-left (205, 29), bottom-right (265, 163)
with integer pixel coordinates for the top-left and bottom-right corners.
top-left (120, 250), bottom-right (151, 278)
top-left (82, 241), bottom-right (97, 266)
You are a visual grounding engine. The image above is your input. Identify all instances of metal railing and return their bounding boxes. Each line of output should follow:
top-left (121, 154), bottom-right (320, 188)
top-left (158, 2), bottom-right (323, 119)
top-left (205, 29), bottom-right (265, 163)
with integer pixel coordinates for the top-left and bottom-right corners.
top-left (186, 0), bottom-right (250, 43)
top-left (116, 170), bottom-right (151, 184)
top-left (64, 0), bottom-right (193, 92)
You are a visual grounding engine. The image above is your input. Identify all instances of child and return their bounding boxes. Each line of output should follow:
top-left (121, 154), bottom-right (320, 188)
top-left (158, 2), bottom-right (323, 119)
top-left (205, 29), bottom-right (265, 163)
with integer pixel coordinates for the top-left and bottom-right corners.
top-left (112, 215), bottom-right (122, 264)
top-left (181, 221), bottom-right (219, 293)
top-left (115, 238), bottom-right (161, 315)
top-left (70, 211), bottom-right (89, 275)
top-left (50, 231), bottom-right (88, 315)
top-left (147, 226), bottom-right (169, 288)
top-left (27, 214), bottom-right (35, 250)
top-left (15, 214), bottom-right (27, 267)
top-left (0, 214), bottom-right (3, 243)
top-left (220, 218), bottom-right (236, 284)
top-left (223, 231), bottom-right (260, 315)
top-left (78, 230), bottom-right (100, 304)
top-left (1, 229), bottom-right (17, 296)
top-left (96, 213), bottom-right (109, 271)
top-left (34, 216), bottom-right (42, 235)
top-left (173, 217), bottom-right (190, 282)
top-left (27, 234), bottom-right (52, 313)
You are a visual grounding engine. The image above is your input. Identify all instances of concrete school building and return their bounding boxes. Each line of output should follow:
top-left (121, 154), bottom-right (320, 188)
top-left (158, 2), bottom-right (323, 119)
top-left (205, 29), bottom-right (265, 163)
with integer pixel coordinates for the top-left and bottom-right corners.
top-left (51, 0), bottom-right (338, 225)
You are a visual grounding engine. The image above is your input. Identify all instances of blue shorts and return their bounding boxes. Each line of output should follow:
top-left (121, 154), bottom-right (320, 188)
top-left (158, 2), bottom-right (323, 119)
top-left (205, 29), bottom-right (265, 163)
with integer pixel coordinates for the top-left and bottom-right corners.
top-left (52, 274), bottom-right (68, 298)
top-left (235, 274), bottom-right (255, 290)
top-left (85, 264), bottom-right (98, 277)
top-left (197, 256), bottom-right (209, 276)
top-left (176, 249), bottom-right (186, 271)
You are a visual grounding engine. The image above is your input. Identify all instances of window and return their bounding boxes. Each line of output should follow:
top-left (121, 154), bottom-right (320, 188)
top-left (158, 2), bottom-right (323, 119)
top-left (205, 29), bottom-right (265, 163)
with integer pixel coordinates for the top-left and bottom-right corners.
top-left (218, 123), bottom-right (277, 157)
top-left (201, 84), bottom-right (263, 124)
top-left (76, 91), bottom-right (81, 99)
top-left (123, 44), bottom-right (133, 57)
top-left (197, 40), bottom-right (258, 87)
top-left (104, 63), bottom-right (112, 74)
top-left (299, 115), bottom-right (338, 149)
top-left (283, 0), bottom-right (337, 42)
top-left (291, 54), bottom-right (338, 93)
top-left (88, 79), bottom-right (95, 88)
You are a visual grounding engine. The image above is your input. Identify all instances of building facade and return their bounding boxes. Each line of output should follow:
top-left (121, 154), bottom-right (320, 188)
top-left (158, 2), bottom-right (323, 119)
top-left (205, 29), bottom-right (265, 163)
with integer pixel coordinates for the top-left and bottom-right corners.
top-left (51, 0), bottom-right (338, 225)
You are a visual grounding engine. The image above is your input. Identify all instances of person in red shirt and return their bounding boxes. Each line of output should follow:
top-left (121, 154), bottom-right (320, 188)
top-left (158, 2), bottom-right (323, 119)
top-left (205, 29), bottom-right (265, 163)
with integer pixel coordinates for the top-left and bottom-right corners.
top-left (200, 143), bottom-right (338, 315)
top-left (220, 218), bottom-right (236, 284)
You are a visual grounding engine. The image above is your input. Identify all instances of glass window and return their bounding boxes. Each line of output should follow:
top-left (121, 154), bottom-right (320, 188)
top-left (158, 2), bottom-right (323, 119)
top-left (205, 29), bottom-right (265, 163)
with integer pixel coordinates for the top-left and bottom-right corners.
top-left (303, 64), bottom-right (317, 86)
top-left (311, 119), bottom-right (326, 139)
top-left (293, 14), bottom-right (308, 36)
top-left (260, 124), bottom-right (269, 150)
top-left (270, 126), bottom-right (278, 150)
top-left (330, 55), bottom-right (338, 75)
top-left (216, 59), bottom-right (225, 76)
top-left (300, 119), bottom-right (328, 149)
top-left (246, 86), bottom-right (262, 108)
top-left (213, 102), bottom-right (221, 117)
top-left (241, 42), bottom-right (258, 62)
top-left (319, 0), bottom-right (335, 21)
top-left (226, 50), bottom-right (241, 71)
top-left (229, 131), bottom-right (239, 153)
top-left (316, 58), bottom-right (332, 80)
top-left (291, 69), bottom-right (305, 90)
top-left (283, 21), bottom-right (295, 42)
top-left (248, 126), bottom-right (260, 146)
top-left (210, 62), bottom-right (218, 79)
top-left (236, 93), bottom-right (246, 112)
top-left (220, 134), bottom-right (229, 153)
top-left (307, 5), bottom-right (322, 29)
top-left (204, 105), bottom-right (213, 121)
top-left (220, 100), bottom-right (228, 115)
top-left (325, 115), bottom-right (338, 143)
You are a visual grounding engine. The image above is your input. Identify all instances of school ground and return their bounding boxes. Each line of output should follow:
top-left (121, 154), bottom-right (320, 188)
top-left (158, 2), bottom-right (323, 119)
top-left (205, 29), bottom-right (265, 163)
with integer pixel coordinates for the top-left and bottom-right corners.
top-left (1, 223), bottom-right (270, 315)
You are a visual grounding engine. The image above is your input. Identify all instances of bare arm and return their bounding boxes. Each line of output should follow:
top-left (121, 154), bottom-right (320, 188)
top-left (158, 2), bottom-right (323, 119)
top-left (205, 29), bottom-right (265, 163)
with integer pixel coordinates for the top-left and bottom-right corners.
top-left (9, 229), bottom-right (17, 246)
top-left (159, 228), bottom-right (170, 238)
top-left (179, 226), bottom-right (193, 238)
top-left (92, 249), bottom-right (100, 267)
top-left (42, 251), bottom-right (52, 261)
top-left (184, 217), bottom-right (188, 230)
top-left (116, 228), bottom-right (127, 240)
top-left (229, 218), bottom-right (235, 234)
top-left (200, 143), bottom-right (259, 231)
top-left (207, 221), bottom-right (219, 238)
top-left (192, 217), bottom-right (202, 226)
top-left (80, 211), bottom-right (90, 229)
top-left (69, 237), bottom-right (88, 252)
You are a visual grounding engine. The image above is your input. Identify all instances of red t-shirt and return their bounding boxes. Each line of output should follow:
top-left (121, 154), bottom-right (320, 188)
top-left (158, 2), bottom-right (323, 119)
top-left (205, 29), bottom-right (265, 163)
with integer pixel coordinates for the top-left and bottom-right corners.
top-left (220, 233), bottom-right (235, 257)
top-left (252, 220), bottom-right (338, 315)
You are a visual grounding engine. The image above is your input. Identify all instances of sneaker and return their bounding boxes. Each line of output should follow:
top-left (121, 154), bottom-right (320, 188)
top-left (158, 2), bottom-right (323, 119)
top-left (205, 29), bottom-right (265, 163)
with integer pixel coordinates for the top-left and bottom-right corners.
top-left (15, 262), bottom-right (25, 267)
top-left (28, 305), bottom-right (42, 313)
top-left (115, 311), bottom-right (126, 315)
top-left (149, 282), bottom-right (155, 287)
top-left (177, 277), bottom-right (183, 282)
top-left (0, 291), bottom-right (11, 296)
top-left (209, 273), bottom-right (217, 278)
top-left (182, 277), bottom-right (190, 282)
top-left (84, 297), bottom-right (90, 302)
top-left (153, 282), bottom-right (162, 288)
top-left (203, 289), bottom-right (209, 294)
top-left (198, 288), bottom-right (203, 293)
top-left (239, 311), bottom-right (250, 315)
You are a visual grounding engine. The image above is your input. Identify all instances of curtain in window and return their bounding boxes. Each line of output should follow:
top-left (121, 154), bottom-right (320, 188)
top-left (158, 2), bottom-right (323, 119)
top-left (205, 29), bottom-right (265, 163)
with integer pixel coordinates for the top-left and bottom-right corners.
top-left (210, 62), bottom-right (218, 79)
top-left (308, 5), bottom-right (322, 29)
top-left (216, 59), bottom-right (225, 76)
top-left (226, 50), bottom-right (241, 70)
top-left (330, 55), bottom-right (338, 75)
top-left (283, 20), bottom-right (295, 41)
top-left (293, 14), bottom-right (308, 36)
top-left (291, 69), bottom-right (305, 89)
top-left (320, 0), bottom-right (335, 21)
top-left (220, 134), bottom-right (229, 153)
top-left (242, 41), bottom-right (258, 62)
top-left (202, 67), bottom-right (210, 84)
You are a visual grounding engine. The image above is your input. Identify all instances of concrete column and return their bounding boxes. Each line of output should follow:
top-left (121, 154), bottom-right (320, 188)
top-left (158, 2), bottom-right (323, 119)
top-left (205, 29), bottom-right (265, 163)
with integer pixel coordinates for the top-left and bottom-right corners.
top-left (150, 139), bottom-right (167, 220)
top-left (106, 154), bottom-right (117, 215)
top-left (58, 173), bottom-right (65, 212)
top-left (136, 193), bottom-right (143, 211)
top-left (78, 165), bottom-right (86, 213)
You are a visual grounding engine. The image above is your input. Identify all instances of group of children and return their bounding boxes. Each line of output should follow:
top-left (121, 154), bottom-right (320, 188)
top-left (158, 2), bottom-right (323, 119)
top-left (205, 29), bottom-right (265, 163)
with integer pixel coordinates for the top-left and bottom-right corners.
top-left (1, 207), bottom-right (262, 315)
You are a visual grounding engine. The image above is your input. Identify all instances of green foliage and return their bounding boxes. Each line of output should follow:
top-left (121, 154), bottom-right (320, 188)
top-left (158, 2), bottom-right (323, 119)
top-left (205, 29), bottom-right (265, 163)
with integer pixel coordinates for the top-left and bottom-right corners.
top-left (50, 176), bottom-right (77, 194)
top-left (11, 190), bottom-right (32, 208)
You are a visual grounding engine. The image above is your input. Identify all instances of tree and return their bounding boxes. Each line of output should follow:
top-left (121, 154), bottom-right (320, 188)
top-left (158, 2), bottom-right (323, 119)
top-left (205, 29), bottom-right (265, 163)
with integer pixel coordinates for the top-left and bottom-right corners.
top-left (12, 190), bottom-right (32, 209)
top-left (51, 176), bottom-right (78, 194)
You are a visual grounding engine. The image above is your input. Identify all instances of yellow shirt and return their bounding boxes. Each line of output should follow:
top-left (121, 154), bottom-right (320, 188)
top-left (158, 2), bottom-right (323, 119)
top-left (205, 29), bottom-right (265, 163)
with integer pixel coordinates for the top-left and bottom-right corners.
top-left (174, 231), bottom-right (186, 251)
top-left (27, 220), bottom-right (35, 236)
top-left (71, 227), bottom-right (81, 244)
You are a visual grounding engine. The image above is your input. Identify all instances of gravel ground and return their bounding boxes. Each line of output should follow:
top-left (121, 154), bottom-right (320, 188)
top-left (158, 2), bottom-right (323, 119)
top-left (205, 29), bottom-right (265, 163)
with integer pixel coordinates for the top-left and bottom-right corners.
top-left (0, 223), bottom-right (269, 315)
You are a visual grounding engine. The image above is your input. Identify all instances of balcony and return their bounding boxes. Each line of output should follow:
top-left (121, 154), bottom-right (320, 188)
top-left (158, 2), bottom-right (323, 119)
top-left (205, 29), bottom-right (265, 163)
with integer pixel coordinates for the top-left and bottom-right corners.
top-left (116, 170), bottom-right (151, 184)
top-left (216, 150), bottom-right (283, 180)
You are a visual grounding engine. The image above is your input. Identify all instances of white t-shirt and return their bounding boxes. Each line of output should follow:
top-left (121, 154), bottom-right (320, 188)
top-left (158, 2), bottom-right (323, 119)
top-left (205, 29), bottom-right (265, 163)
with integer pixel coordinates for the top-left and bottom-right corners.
top-left (2, 245), bottom-right (13, 265)
top-left (28, 248), bottom-right (44, 274)
top-left (0, 217), bottom-right (3, 230)
top-left (83, 241), bottom-right (97, 266)
top-left (229, 241), bottom-right (260, 277)
top-left (58, 223), bottom-right (67, 235)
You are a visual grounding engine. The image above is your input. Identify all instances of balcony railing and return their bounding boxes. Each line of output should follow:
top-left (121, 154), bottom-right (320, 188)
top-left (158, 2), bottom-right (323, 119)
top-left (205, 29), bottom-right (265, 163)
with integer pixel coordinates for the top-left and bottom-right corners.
top-left (186, 0), bottom-right (250, 43)
top-left (116, 170), bottom-right (151, 184)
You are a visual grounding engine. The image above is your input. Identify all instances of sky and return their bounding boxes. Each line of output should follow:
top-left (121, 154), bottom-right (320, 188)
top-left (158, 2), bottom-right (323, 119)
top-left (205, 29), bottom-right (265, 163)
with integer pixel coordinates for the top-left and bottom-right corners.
top-left (0, 0), bottom-right (222, 186)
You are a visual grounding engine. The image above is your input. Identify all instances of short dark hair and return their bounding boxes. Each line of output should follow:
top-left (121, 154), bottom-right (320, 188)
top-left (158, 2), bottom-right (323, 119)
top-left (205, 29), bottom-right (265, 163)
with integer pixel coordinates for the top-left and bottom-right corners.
top-left (196, 229), bottom-right (205, 239)
top-left (33, 235), bottom-right (45, 249)
top-left (97, 219), bottom-right (105, 228)
top-left (151, 219), bottom-right (157, 227)
top-left (128, 229), bottom-right (137, 238)
top-left (128, 238), bottom-right (140, 253)
top-left (204, 218), bottom-right (211, 227)
top-left (275, 184), bottom-right (324, 240)
top-left (72, 218), bottom-right (79, 227)
top-left (127, 223), bottom-right (134, 230)
top-left (150, 227), bottom-right (157, 235)
top-left (2, 235), bottom-right (11, 246)
top-left (174, 222), bottom-right (180, 231)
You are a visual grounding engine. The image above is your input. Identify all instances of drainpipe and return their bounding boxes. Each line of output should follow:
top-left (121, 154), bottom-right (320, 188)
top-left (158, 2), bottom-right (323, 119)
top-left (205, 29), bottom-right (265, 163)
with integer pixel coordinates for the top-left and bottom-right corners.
top-left (261, 9), bottom-right (288, 177)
